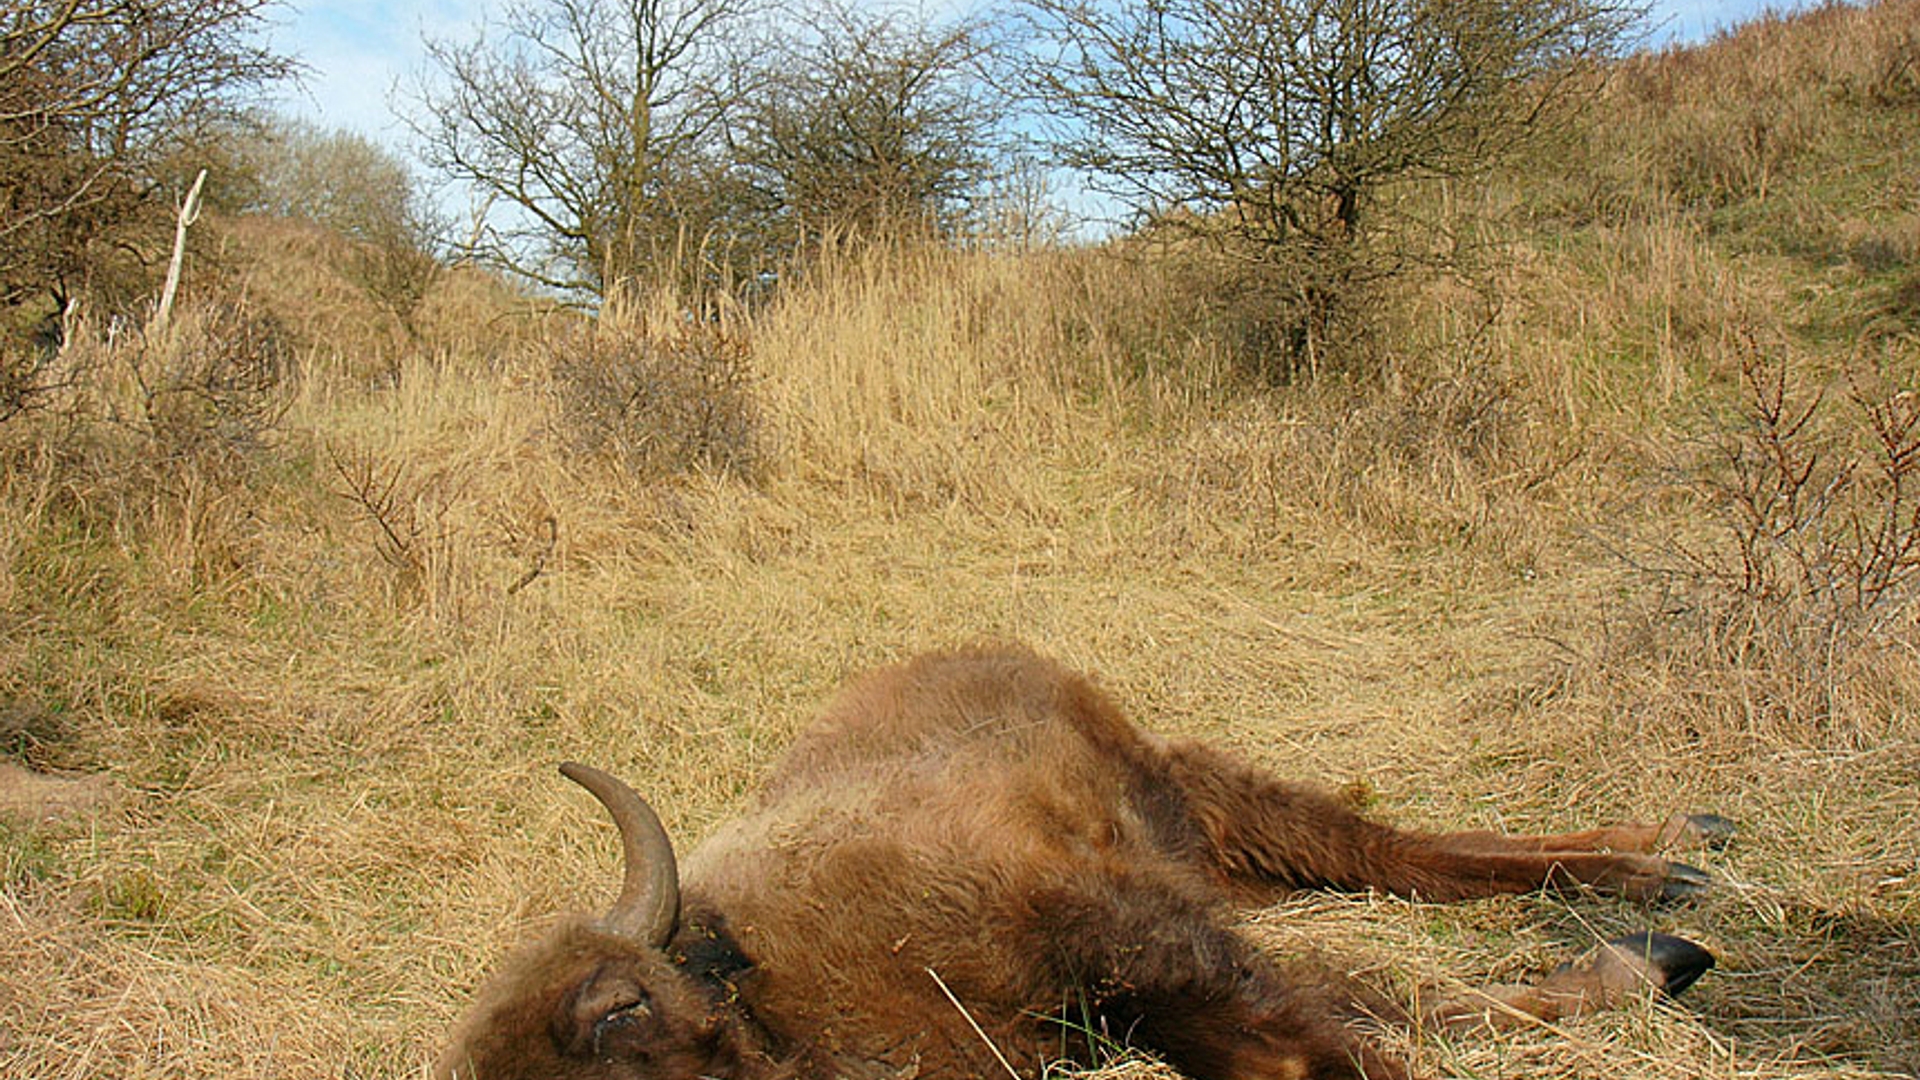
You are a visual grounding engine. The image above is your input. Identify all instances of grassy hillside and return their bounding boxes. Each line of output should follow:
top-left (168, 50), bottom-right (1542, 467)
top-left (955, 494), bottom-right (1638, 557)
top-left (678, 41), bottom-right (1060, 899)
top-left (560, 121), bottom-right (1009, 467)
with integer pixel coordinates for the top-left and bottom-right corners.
top-left (2, 3), bottom-right (1917, 1078)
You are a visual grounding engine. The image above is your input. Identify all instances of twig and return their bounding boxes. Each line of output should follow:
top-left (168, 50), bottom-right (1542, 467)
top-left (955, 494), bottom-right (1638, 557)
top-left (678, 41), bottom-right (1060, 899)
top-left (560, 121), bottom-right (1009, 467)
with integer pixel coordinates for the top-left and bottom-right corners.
top-left (926, 966), bottom-right (1022, 1080)
top-left (506, 514), bottom-right (557, 595)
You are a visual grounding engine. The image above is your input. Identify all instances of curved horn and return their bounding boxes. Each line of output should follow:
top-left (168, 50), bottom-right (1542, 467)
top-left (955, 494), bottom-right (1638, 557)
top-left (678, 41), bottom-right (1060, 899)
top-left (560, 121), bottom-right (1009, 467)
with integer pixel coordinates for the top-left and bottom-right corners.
top-left (558, 762), bottom-right (681, 947)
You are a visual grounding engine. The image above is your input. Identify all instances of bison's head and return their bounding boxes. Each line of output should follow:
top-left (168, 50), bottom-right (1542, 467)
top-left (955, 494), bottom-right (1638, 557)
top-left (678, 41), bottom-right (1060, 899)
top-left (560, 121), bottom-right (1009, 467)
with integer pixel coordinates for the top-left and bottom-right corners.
top-left (438, 764), bottom-right (747, 1080)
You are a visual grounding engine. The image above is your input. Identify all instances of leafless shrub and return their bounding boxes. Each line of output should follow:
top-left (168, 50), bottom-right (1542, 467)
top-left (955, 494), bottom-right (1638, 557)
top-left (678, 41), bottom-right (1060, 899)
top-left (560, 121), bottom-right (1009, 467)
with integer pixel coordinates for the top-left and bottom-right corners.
top-left (123, 301), bottom-right (292, 467)
top-left (2, 300), bottom-right (290, 487)
top-left (1625, 336), bottom-right (1920, 733)
top-left (0, 0), bottom-right (292, 328)
top-left (0, 302), bottom-right (290, 589)
top-left (324, 443), bottom-right (467, 607)
top-left (327, 444), bottom-right (563, 608)
top-left (2, 340), bottom-right (77, 426)
top-left (338, 228), bottom-right (444, 349)
top-left (0, 300), bottom-right (95, 427)
top-left (328, 445), bottom-right (428, 576)
top-left (548, 318), bottom-right (761, 480)
top-left (1712, 345), bottom-right (1904, 630)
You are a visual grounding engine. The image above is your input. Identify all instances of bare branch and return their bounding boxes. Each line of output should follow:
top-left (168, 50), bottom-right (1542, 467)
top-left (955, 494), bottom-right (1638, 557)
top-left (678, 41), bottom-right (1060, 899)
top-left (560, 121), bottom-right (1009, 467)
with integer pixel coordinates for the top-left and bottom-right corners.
top-left (403, 0), bottom-right (761, 298)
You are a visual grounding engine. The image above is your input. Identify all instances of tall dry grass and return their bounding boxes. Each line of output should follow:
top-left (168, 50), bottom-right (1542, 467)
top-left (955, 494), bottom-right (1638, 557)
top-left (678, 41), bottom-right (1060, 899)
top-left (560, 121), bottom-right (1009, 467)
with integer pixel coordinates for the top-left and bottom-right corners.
top-left (3, 4), bottom-right (1918, 1078)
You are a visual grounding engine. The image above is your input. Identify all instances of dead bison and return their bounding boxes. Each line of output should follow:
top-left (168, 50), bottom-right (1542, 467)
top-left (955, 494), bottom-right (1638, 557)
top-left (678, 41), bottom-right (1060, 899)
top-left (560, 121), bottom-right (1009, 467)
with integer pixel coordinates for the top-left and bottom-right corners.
top-left (439, 644), bottom-right (1726, 1080)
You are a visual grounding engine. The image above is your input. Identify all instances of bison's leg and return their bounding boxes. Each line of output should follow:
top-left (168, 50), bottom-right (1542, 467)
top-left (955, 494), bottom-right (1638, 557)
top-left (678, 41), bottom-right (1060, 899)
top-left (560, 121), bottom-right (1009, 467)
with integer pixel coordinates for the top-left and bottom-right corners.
top-left (1425, 932), bottom-right (1716, 1029)
top-left (1020, 868), bottom-right (1408, 1080)
top-left (1160, 741), bottom-right (1716, 902)
top-left (1438, 812), bottom-right (1736, 856)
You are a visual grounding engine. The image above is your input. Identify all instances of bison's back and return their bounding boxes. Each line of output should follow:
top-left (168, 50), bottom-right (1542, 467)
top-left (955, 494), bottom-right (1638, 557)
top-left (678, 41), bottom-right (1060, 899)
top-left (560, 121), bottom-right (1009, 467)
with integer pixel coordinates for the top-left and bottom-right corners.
top-left (768, 644), bottom-right (1162, 788)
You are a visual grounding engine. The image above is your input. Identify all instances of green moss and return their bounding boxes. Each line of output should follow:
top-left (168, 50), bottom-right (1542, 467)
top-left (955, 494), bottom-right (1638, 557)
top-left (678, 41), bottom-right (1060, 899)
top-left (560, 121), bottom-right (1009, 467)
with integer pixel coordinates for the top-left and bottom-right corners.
top-left (92, 866), bottom-right (168, 923)
top-left (0, 819), bottom-right (64, 888)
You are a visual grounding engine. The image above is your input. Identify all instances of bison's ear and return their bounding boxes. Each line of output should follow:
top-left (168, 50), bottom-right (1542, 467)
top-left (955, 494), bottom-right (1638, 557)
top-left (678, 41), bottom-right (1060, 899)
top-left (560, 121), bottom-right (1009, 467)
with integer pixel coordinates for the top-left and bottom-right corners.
top-left (552, 965), bottom-right (659, 1060)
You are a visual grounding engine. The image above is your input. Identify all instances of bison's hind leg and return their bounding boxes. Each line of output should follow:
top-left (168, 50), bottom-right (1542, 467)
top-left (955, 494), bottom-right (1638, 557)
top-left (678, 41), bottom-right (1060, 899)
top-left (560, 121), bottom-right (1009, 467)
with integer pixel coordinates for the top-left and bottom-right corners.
top-left (1439, 811), bottom-right (1737, 858)
top-left (1159, 739), bottom-right (1729, 902)
top-left (1019, 867), bottom-right (1407, 1080)
top-left (1426, 931), bottom-right (1717, 1029)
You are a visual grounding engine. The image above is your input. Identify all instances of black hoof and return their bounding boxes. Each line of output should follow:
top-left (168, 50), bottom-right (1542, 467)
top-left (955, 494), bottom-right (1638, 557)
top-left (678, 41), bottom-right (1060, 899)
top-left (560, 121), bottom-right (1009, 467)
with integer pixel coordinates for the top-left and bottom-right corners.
top-left (1606, 931), bottom-right (1716, 997)
top-left (1658, 861), bottom-right (1713, 901)
top-left (1683, 813), bottom-right (1738, 850)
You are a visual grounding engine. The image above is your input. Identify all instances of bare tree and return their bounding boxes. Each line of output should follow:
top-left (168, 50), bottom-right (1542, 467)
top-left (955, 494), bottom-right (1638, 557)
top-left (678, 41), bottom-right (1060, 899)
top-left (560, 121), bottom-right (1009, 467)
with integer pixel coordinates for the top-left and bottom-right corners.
top-left (0, 0), bottom-right (292, 325)
top-left (240, 120), bottom-right (417, 238)
top-left (239, 119), bottom-right (446, 343)
top-left (1018, 0), bottom-right (1644, 376)
top-left (729, 2), bottom-right (1002, 252)
top-left (407, 0), bottom-right (759, 300)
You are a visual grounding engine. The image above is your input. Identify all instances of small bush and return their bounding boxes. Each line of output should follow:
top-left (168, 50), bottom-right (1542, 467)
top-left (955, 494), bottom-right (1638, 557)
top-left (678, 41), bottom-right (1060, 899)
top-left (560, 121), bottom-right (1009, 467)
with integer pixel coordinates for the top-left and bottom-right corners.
top-left (1687, 342), bottom-right (1920, 652)
top-left (1, 328), bottom-right (87, 427)
top-left (0, 301), bottom-right (293, 594)
top-left (0, 299), bottom-right (293, 491)
top-left (326, 444), bottom-right (451, 580)
top-left (126, 301), bottom-right (293, 467)
top-left (1624, 334), bottom-right (1920, 742)
top-left (325, 442), bottom-right (467, 610)
top-left (548, 318), bottom-right (762, 480)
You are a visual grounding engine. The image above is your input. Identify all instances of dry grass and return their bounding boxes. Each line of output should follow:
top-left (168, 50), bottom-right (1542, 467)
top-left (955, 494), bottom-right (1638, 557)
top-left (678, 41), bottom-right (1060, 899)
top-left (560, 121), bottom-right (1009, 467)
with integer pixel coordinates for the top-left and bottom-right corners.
top-left (3, 4), bottom-right (1919, 1078)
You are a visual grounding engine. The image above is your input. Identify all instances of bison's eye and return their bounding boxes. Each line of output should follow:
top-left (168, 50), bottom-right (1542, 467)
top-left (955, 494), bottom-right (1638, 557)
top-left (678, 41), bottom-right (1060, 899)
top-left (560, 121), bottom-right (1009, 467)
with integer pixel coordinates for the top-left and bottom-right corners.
top-left (592, 990), bottom-right (653, 1051)
top-left (556, 969), bottom-right (661, 1060)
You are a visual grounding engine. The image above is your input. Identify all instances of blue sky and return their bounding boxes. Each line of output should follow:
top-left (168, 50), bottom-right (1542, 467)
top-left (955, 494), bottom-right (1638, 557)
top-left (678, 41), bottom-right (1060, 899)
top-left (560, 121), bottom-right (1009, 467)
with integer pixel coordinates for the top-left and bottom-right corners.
top-left (264, 0), bottom-right (1803, 171)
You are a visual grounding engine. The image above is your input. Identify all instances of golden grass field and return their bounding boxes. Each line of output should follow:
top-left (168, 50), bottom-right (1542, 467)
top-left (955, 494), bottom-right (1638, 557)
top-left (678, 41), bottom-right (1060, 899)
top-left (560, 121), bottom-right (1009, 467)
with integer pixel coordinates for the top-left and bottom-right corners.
top-left (3, 4), bottom-right (1918, 1078)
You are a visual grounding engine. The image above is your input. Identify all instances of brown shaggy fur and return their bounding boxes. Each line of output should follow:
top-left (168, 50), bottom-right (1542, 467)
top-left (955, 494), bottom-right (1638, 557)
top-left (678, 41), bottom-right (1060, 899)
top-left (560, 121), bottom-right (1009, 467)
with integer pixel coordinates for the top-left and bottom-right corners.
top-left (438, 644), bottom-right (1712, 1080)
